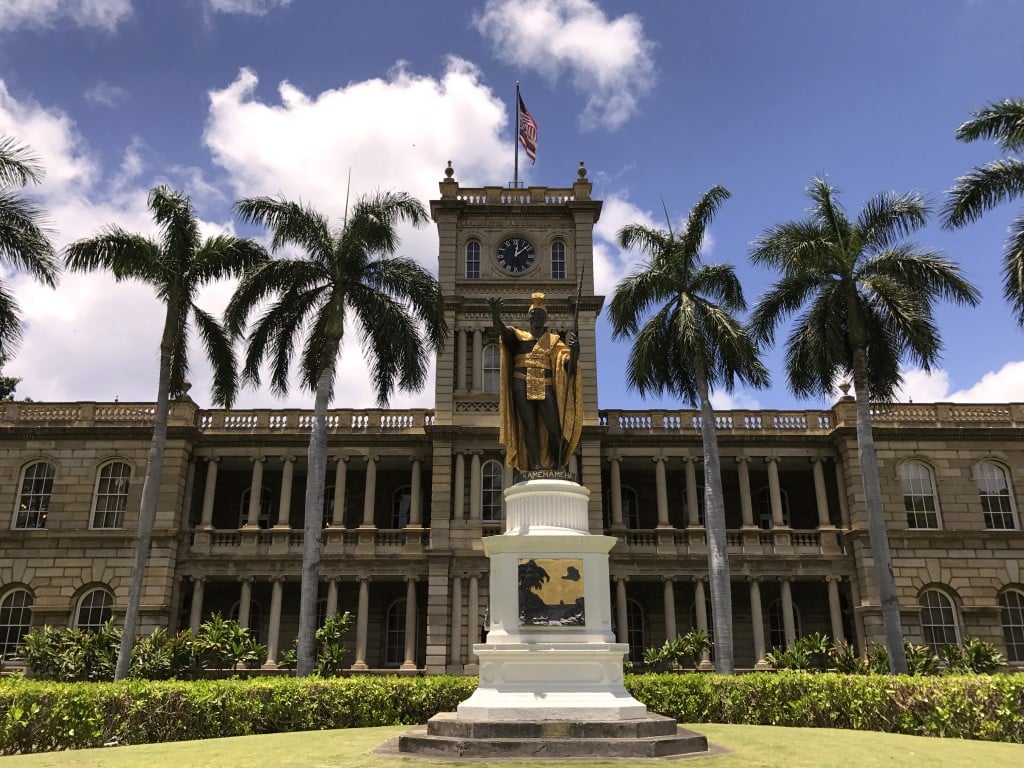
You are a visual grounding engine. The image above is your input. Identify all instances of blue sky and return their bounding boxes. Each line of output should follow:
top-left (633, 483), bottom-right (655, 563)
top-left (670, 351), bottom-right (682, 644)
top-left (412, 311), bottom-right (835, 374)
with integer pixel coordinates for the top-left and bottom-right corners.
top-left (0, 0), bottom-right (1022, 411)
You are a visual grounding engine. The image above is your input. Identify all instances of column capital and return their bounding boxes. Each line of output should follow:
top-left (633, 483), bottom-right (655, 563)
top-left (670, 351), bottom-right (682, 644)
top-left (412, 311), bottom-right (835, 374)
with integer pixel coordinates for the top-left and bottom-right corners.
top-left (660, 575), bottom-right (675, 584)
top-left (281, 455), bottom-right (296, 465)
top-left (607, 454), bottom-right (621, 464)
top-left (332, 453), bottom-right (349, 464)
top-left (191, 575), bottom-right (207, 584)
top-left (734, 455), bottom-right (750, 465)
top-left (651, 455), bottom-right (665, 464)
top-left (357, 574), bottom-right (372, 584)
top-left (613, 574), bottom-right (629, 584)
top-left (745, 575), bottom-right (762, 584)
top-left (764, 456), bottom-right (779, 465)
top-left (364, 454), bottom-right (379, 464)
top-left (250, 454), bottom-right (266, 464)
top-left (404, 575), bottom-right (420, 583)
top-left (824, 574), bottom-right (844, 584)
top-left (691, 575), bottom-right (707, 584)
top-left (207, 455), bottom-right (221, 465)
top-left (776, 575), bottom-right (792, 584)
top-left (237, 575), bottom-right (255, 584)
top-left (409, 454), bottom-right (424, 464)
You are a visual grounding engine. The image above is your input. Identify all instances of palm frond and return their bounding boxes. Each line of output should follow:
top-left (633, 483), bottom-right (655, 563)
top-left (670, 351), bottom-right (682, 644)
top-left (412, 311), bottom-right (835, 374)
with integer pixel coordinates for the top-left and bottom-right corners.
top-left (955, 99), bottom-right (1024, 152)
top-left (784, 289), bottom-right (850, 399)
top-left (940, 158), bottom-right (1024, 228)
top-left (679, 185), bottom-right (730, 262)
top-left (235, 196), bottom-right (333, 260)
top-left (191, 236), bottom-right (267, 285)
top-left (245, 287), bottom-right (324, 395)
top-left (0, 191), bottom-right (59, 285)
top-left (0, 137), bottom-right (43, 187)
top-left (857, 191), bottom-right (930, 251)
top-left (149, 186), bottom-right (200, 273)
top-left (806, 177), bottom-right (852, 248)
top-left (689, 263), bottom-right (747, 313)
top-left (225, 259), bottom-right (329, 336)
top-left (616, 223), bottom-right (673, 256)
top-left (191, 305), bottom-right (238, 407)
top-left (606, 265), bottom-right (675, 338)
top-left (360, 257), bottom-right (448, 351)
top-left (351, 287), bottom-right (433, 404)
top-left (748, 271), bottom-right (832, 344)
top-left (695, 301), bottom-right (770, 392)
top-left (166, 306), bottom-right (190, 400)
top-left (0, 281), bottom-right (24, 357)
top-left (343, 191), bottom-right (428, 258)
top-left (749, 220), bottom-right (834, 272)
top-left (63, 230), bottom-right (164, 288)
top-left (1004, 211), bottom-right (1024, 327)
top-left (860, 247), bottom-right (980, 307)
top-left (861, 307), bottom-right (904, 401)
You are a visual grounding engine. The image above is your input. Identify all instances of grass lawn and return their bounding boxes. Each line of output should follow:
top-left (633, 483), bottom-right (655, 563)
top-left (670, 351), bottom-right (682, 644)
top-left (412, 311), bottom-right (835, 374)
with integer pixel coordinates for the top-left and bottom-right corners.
top-left (1, 723), bottom-right (1022, 767)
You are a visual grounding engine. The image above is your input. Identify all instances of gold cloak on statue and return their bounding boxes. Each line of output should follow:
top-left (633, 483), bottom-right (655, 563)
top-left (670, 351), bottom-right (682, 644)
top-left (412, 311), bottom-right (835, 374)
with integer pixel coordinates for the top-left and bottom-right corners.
top-left (498, 327), bottom-right (583, 471)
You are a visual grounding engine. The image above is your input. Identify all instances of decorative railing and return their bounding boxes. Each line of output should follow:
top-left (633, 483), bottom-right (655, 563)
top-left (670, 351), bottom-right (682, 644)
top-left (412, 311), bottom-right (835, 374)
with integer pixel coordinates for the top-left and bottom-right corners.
top-left (599, 409), bottom-right (835, 435)
top-left (448, 186), bottom-right (577, 205)
top-left (198, 409), bottom-right (435, 433)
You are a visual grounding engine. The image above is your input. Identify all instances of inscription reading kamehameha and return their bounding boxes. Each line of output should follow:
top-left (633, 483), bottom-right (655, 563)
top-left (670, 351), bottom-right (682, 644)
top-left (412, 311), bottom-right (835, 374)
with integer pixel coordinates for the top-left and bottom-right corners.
top-left (516, 469), bottom-right (578, 483)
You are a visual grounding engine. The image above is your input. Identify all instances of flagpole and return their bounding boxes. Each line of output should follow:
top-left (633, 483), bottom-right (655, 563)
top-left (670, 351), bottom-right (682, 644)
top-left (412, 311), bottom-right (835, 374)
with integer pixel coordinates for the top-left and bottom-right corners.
top-left (513, 81), bottom-right (520, 189)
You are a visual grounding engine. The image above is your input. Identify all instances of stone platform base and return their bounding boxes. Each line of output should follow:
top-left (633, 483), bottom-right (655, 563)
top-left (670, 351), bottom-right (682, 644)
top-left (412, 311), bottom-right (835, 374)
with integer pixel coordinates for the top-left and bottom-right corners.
top-left (395, 712), bottom-right (709, 760)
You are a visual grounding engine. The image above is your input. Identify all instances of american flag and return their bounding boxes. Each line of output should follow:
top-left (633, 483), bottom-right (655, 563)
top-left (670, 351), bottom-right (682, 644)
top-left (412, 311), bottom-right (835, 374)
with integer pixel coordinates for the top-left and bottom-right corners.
top-left (518, 93), bottom-right (538, 164)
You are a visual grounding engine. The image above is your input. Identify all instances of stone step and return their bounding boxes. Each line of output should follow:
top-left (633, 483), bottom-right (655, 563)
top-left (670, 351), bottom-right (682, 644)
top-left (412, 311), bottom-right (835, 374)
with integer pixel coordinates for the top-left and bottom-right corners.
top-left (426, 712), bottom-right (683, 739)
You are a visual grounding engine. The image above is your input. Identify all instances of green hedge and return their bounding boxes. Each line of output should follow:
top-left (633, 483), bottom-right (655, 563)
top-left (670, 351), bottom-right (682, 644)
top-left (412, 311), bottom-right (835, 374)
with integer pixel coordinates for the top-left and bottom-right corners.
top-left (626, 672), bottom-right (1024, 742)
top-left (2, 672), bottom-right (1023, 754)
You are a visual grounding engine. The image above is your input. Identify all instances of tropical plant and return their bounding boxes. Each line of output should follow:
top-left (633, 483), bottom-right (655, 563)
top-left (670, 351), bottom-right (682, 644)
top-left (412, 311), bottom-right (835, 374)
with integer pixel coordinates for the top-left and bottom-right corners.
top-left (941, 99), bottom-right (1024, 325)
top-left (749, 178), bottom-right (980, 672)
top-left (0, 137), bottom-right (59, 356)
top-left (608, 186), bottom-right (769, 674)
top-left (765, 632), bottom-right (832, 671)
top-left (226, 191), bottom-right (447, 675)
top-left (64, 187), bottom-right (266, 680)
top-left (942, 637), bottom-right (1006, 674)
top-left (315, 611), bottom-right (354, 676)
top-left (642, 629), bottom-right (712, 671)
top-left (18, 619), bottom-right (120, 682)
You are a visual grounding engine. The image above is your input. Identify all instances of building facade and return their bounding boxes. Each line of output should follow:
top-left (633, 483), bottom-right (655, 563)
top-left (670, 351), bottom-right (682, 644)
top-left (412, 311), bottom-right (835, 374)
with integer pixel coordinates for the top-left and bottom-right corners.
top-left (1, 164), bottom-right (1023, 672)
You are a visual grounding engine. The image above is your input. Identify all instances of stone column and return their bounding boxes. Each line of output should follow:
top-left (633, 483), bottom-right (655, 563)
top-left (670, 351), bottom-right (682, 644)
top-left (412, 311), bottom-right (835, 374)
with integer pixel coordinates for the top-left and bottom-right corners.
top-left (834, 458), bottom-right (850, 528)
top-left (780, 578), bottom-right (796, 647)
top-left (467, 574), bottom-right (480, 665)
top-left (472, 329), bottom-right (483, 392)
top-left (326, 578), bottom-right (339, 618)
top-left (189, 577), bottom-right (205, 632)
top-left (265, 578), bottom-right (284, 666)
top-left (736, 456), bottom-right (754, 528)
top-left (245, 456), bottom-right (265, 528)
top-left (360, 456), bottom-right (378, 528)
top-left (615, 577), bottom-right (629, 644)
top-left (766, 457), bottom-right (785, 528)
top-left (684, 457), bottom-right (700, 527)
top-left (662, 577), bottom-right (677, 640)
top-left (330, 455), bottom-right (348, 527)
top-left (827, 576), bottom-right (846, 644)
top-left (352, 576), bottom-right (370, 670)
top-left (456, 328), bottom-right (467, 391)
top-left (402, 577), bottom-right (418, 670)
top-left (409, 456), bottom-right (423, 527)
top-left (453, 452), bottom-right (466, 520)
top-left (469, 452), bottom-right (482, 521)
top-left (237, 577), bottom-right (253, 629)
top-left (200, 457), bottom-right (219, 529)
top-left (275, 456), bottom-right (295, 528)
top-left (749, 577), bottom-right (768, 668)
top-left (694, 578), bottom-right (711, 667)
top-left (450, 573), bottom-right (463, 665)
top-left (812, 457), bottom-right (831, 528)
top-left (654, 457), bottom-right (670, 528)
top-left (609, 457), bottom-right (624, 528)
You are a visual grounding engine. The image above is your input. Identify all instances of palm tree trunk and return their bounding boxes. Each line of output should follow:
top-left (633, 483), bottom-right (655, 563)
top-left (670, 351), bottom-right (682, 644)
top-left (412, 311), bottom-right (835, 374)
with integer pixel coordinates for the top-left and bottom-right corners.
top-left (852, 347), bottom-right (908, 674)
top-left (295, 347), bottom-right (337, 676)
top-left (696, 361), bottom-right (734, 674)
top-left (113, 302), bottom-right (177, 681)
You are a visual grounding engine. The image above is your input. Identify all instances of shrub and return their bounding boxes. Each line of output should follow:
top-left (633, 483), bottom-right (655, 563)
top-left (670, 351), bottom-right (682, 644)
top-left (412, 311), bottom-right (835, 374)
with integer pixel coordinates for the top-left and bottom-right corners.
top-left (641, 629), bottom-right (712, 670)
top-left (943, 638), bottom-right (1006, 674)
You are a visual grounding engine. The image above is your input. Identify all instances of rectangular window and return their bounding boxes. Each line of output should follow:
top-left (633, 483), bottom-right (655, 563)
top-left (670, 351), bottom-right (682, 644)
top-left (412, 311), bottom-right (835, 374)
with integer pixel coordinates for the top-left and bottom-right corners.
top-left (466, 242), bottom-right (481, 279)
top-left (551, 241), bottom-right (566, 279)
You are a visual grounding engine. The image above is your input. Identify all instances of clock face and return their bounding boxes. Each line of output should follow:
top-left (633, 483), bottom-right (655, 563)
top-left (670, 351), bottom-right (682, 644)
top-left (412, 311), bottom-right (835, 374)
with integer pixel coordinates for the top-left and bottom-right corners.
top-left (496, 236), bottom-right (536, 273)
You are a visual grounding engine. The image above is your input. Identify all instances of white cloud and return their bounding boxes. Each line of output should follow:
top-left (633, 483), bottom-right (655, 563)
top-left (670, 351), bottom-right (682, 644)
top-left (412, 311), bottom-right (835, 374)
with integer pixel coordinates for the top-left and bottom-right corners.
top-left (0, 0), bottom-right (132, 32)
top-left (897, 361), bottom-right (1024, 403)
top-left (84, 81), bottom-right (128, 107)
top-left (590, 194), bottom-right (652, 296)
top-left (205, 0), bottom-right (291, 15)
top-left (473, 0), bottom-right (656, 130)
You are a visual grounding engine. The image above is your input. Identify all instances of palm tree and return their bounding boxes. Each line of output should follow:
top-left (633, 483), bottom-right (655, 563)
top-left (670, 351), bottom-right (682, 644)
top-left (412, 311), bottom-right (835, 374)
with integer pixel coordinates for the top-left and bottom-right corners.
top-left (941, 99), bottom-right (1024, 326)
top-left (226, 191), bottom-right (447, 676)
top-left (0, 137), bottom-right (59, 354)
top-left (750, 178), bottom-right (980, 673)
top-left (64, 186), bottom-right (267, 680)
top-left (608, 186), bottom-right (769, 674)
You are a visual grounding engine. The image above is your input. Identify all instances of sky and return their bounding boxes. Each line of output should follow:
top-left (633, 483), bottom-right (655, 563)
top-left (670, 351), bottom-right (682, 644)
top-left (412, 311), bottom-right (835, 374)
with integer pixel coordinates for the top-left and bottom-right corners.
top-left (0, 0), bottom-right (1022, 413)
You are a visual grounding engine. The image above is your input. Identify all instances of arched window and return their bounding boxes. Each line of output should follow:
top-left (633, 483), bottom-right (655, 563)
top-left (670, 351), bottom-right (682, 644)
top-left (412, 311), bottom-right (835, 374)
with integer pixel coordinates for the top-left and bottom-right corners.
top-left (482, 460), bottom-right (504, 522)
top-left (551, 240), bottom-right (566, 279)
top-left (75, 588), bottom-right (113, 632)
top-left (230, 598), bottom-right (264, 645)
top-left (384, 599), bottom-right (407, 667)
top-left (0, 588), bottom-right (33, 659)
top-left (615, 485), bottom-right (638, 529)
top-left (757, 487), bottom-right (790, 529)
top-left (625, 598), bottom-right (647, 664)
top-left (238, 487), bottom-right (274, 529)
top-left (918, 588), bottom-right (960, 653)
top-left (900, 461), bottom-right (940, 529)
top-left (766, 598), bottom-right (802, 650)
top-left (465, 241), bottom-right (481, 279)
top-left (14, 461), bottom-right (55, 529)
top-left (91, 461), bottom-right (131, 529)
top-left (393, 485), bottom-right (412, 528)
top-left (977, 461), bottom-right (1017, 530)
top-left (999, 589), bottom-right (1024, 662)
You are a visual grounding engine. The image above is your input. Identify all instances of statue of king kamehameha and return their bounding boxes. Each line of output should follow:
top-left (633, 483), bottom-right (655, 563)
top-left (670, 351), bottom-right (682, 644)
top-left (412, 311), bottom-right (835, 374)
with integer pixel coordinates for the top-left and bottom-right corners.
top-left (488, 292), bottom-right (583, 473)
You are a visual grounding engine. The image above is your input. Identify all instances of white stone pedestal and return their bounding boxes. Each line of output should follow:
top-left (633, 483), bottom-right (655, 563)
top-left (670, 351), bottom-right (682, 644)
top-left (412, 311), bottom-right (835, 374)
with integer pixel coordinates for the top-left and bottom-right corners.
top-left (457, 479), bottom-right (648, 721)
